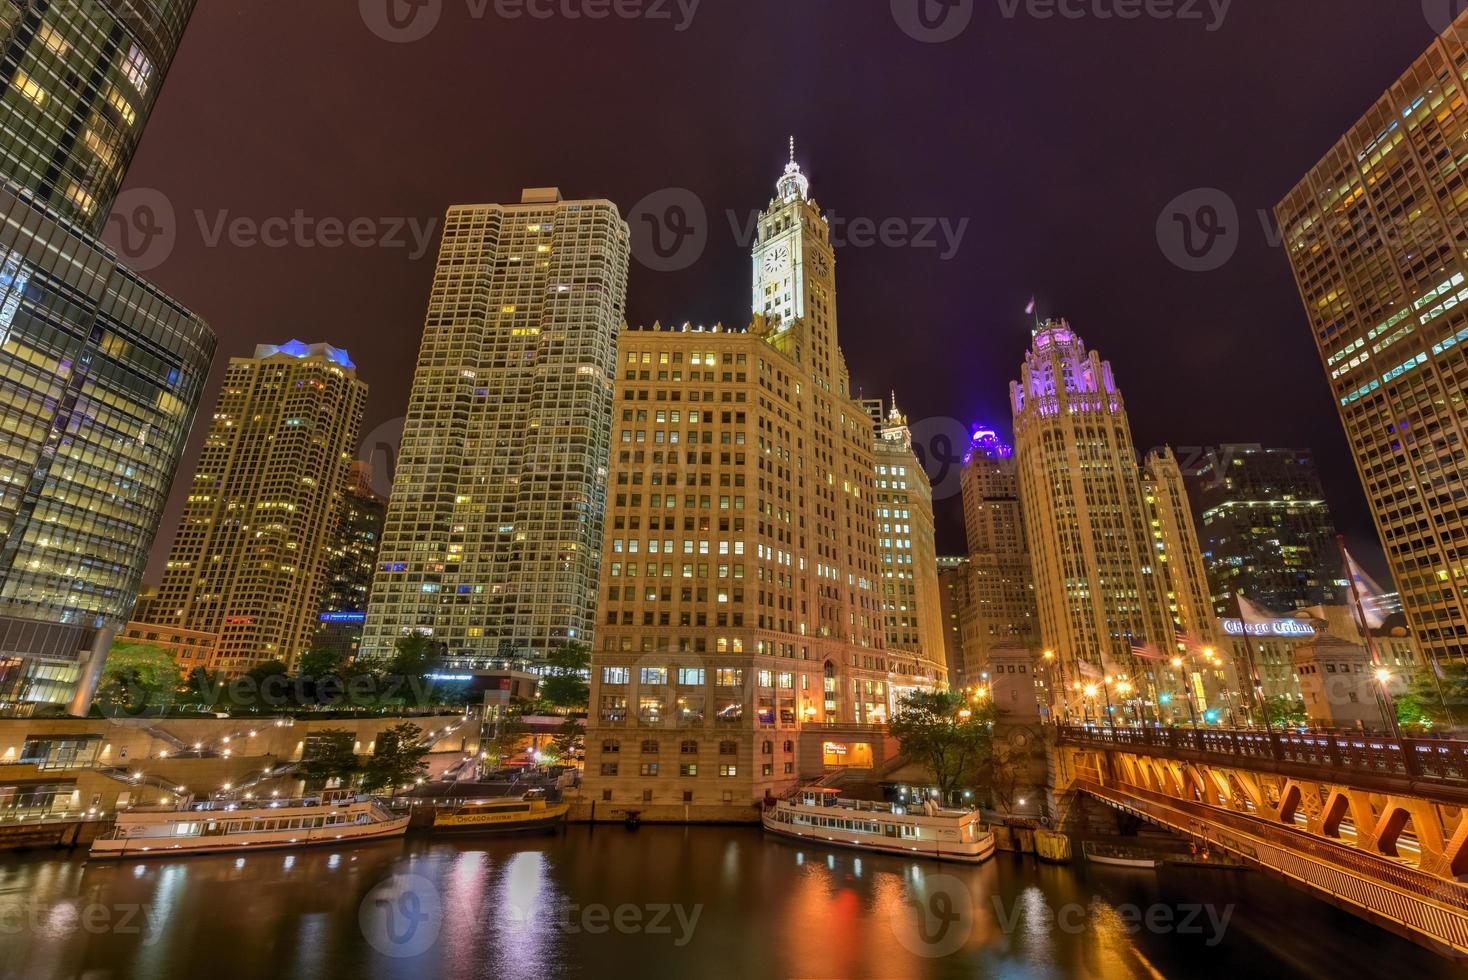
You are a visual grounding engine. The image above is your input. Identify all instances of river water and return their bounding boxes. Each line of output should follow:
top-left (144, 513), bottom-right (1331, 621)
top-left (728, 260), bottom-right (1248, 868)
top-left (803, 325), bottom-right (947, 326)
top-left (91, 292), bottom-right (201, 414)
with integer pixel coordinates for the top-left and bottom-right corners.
top-left (0, 826), bottom-right (1457, 979)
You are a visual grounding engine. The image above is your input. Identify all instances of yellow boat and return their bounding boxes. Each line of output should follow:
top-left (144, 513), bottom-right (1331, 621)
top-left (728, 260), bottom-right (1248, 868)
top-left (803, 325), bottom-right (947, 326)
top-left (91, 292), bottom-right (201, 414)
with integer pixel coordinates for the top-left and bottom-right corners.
top-left (431, 794), bottom-right (570, 834)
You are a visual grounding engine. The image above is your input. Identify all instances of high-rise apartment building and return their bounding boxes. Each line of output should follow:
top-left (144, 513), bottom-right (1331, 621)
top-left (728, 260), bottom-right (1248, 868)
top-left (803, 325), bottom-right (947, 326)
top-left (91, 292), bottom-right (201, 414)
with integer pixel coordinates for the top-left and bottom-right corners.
top-left (361, 190), bottom-right (629, 667)
top-left (0, 1), bottom-right (212, 711)
top-left (314, 461), bottom-right (387, 659)
top-left (584, 150), bottom-right (893, 815)
top-left (1011, 319), bottom-right (1221, 720)
top-left (137, 343), bottom-right (366, 673)
top-left (1189, 445), bottom-right (1344, 617)
top-left (1276, 10), bottom-right (1468, 663)
top-left (872, 397), bottom-right (946, 689)
top-left (958, 426), bottom-right (1036, 682)
top-left (936, 555), bottom-right (974, 686)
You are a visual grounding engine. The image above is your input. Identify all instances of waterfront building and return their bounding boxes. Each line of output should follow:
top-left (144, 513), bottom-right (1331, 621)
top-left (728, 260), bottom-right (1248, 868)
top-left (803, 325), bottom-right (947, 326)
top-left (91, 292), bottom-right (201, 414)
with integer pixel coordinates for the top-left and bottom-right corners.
top-left (0, 1), bottom-right (214, 712)
top-left (361, 189), bottom-right (630, 668)
top-left (313, 461), bottom-right (387, 659)
top-left (1190, 445), bottom-right (1346, 617)
top-left (936, 556), bottom-right (975, 687)
top-left (136, 343), bottom-right (367, 673)
top-left (872, 396), bottom-right (946, 690)
top-left (583, 148), bottom-right (895, 816)
top-left (1277, 8), bottom-right (1468, 664)
top-left (116, 622), bottom-right (217, 675)
top-left (958, 426), bottom-right (1037, 686)
top-left (1011, 319), bottom-right (1223, 721)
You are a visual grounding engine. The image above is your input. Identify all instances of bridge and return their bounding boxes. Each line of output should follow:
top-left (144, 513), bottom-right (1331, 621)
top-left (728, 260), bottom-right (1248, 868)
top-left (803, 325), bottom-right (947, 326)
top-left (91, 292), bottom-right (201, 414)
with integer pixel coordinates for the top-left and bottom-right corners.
top-left (1055, 724), bottom-right (1468, 960)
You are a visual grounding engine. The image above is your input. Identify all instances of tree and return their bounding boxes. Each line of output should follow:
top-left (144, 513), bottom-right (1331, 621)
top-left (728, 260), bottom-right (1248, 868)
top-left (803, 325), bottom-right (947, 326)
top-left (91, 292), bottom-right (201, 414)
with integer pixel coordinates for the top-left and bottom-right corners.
top-left (539, 644), bottom-right (591, 711)
top-left (1396, 662), bottom-right (1468, 730)
top-left (888, 690), bottom-right (998, 805)
top-left (361, 723), bottom-right (430, 796)
top-left (1263, 695), bottom-right (1307, 729)
top-left (483, 701), bottom-right (532, 769)
top-left (980, 743), bottom-right (1026, 814)
top-left (550, 715), bottom-right (583, 762)
top-left (389, 632), bottom-right (437, 679)
top-left (96, 643), bottom-right (178, 716)
top-left (295, 729), bottom-right (360, 789)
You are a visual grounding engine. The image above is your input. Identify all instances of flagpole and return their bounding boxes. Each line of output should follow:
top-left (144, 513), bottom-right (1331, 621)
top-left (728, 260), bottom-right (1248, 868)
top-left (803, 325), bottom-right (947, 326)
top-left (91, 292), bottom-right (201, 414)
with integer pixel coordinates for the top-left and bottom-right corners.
top-left (1338, 535), bottom-right (1401, 738)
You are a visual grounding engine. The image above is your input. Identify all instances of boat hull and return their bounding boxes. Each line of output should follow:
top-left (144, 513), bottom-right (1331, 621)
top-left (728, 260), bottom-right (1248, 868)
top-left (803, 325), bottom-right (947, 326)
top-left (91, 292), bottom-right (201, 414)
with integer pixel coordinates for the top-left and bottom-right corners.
top-left (761, 811), bottom-right (995, 864)
top-left (89, 816), bottom-right (410, 860)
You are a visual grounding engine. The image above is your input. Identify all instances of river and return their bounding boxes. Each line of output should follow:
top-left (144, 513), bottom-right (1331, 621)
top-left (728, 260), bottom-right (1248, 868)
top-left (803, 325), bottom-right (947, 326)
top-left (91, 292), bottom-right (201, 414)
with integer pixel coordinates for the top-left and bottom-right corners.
top-left (0, 826), bottom-right (1457, 979)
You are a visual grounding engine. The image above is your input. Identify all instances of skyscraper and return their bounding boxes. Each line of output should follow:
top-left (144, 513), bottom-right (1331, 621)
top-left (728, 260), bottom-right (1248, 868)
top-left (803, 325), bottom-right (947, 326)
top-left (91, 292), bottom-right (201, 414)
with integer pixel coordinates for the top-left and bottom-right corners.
top-left (314, 461), bottom-right (387, 659)
top-left (1189, 445), bottom-right (1344, 617)
top-left (1276, 10), bottom-right (1468, 663)
top-left (0, 1), bottom-right (212, 711)
top-left (0, 1), bottom-right (196, 232)
top-left (872, 396), bottom-right (946, 689)
top-left (137, 343), bottom-right (366, 673)
top-left (935, 555), bottom-right (975, 687)
top-left (362, 189), bottom-right (630, 666)
top-left (1011, 319), bottom-right (1221, 720)
top-left (583, 148), bottom-right (893, 815)
top-left (958, 426), bottom-right (1036, 682)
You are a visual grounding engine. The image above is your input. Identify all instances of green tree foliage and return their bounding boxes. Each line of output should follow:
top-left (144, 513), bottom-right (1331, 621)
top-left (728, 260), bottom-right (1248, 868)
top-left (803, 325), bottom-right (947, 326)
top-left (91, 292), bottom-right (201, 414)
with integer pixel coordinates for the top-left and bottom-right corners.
top-left (550, 715), bottom-right (584, 762)
top-left (96, 643), bottom-right (179, 715)
top-left (1396, 662), bottom-right (1468, 729)
top-left (295, 729), bottom-right (360, 789)
top-left (360, 723), bottom-right (430, 796)
top-left (539, 643), bottom-right (591, 711)
top-left (888, 690), bottom-right (998, 804)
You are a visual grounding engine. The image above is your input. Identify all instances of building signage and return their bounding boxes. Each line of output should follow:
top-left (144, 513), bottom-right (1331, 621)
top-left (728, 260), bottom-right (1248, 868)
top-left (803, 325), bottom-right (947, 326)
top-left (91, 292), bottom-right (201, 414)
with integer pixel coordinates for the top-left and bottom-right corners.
top-left (1221, 618), bottom-right (1317, 638)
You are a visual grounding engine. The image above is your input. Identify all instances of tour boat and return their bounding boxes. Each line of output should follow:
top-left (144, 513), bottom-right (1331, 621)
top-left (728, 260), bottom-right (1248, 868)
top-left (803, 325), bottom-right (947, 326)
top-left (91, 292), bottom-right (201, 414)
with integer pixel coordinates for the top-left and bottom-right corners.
top-left (762, 788), bottom-right (995, 863)
top-left (90, 791), bottom-right (409, 859)
top-left (431, 793), bottom-right (570, 834)
top-left (1082, 840), bottom-right (1161, 869)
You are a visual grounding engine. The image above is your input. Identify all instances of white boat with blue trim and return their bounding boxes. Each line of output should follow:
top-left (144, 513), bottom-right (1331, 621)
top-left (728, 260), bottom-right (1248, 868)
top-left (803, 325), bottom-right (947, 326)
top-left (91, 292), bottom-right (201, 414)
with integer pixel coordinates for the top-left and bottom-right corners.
top-left (762, 788), bottom-right (996, 863)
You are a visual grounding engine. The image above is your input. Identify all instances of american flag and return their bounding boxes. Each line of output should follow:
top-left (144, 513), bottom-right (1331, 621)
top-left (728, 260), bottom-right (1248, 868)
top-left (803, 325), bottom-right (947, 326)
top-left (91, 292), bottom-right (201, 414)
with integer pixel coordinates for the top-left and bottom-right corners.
top-left (1128, 637), bottom-right (1167, 662)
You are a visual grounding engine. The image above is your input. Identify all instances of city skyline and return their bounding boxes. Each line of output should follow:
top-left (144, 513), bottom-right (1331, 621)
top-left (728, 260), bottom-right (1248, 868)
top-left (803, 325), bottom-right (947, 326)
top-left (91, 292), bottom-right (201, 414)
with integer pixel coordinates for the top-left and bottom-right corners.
top-left (117, 2), bottom-right (1447, 586)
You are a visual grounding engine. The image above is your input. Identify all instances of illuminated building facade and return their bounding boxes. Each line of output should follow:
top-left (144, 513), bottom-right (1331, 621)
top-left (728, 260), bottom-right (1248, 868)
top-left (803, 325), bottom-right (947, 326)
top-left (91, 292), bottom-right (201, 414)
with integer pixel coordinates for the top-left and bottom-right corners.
top-left (0, 1), bottom-right (212, 711)
top-left (1190, 444), bottom-right (1345, 617)
top-left (1011, 319), bottom-right (1222, 721)
top-left (0, 1), bottom-right (195, 232)
top-left (936, 555), bottom-right (975, 687)
top-left (584, 149), bottom-right (893, 815)
top-left (1276, 10), bottom-right (1468, 664)
top-left (361, 189), bottom-right (629, 667)
top-left (958, 426), bottom-right (1036, 684)
top-left (314, 461), bottom-right (386, 659)
top-left (137, 343), bottom-right (366, 673)
top-left (872, 396), bottom-right (946, 690)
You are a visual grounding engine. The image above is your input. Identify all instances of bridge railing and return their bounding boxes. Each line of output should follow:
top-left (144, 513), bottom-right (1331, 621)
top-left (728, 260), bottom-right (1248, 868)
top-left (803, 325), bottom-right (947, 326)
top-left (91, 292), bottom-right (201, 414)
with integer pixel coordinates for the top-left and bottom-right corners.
top-left (1058, 725), bottom-right (1468, 787)
top-left (1077, 778), bottom-right (1468, 955)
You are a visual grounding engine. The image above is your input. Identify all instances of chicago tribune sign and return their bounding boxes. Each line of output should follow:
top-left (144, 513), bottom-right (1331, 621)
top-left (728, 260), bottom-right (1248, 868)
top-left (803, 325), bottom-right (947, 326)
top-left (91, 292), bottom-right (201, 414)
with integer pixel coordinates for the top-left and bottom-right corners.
top-left (1221, 619), bottom-right (1317, 638)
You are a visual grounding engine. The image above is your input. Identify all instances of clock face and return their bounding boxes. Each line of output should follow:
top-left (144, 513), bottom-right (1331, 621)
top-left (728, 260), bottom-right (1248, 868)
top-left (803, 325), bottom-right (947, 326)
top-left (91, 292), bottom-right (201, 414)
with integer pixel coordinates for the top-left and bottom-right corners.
top-left (762, 244), bottom-right (790, 277)
top-left (813, 250), bottom-right (830, 280)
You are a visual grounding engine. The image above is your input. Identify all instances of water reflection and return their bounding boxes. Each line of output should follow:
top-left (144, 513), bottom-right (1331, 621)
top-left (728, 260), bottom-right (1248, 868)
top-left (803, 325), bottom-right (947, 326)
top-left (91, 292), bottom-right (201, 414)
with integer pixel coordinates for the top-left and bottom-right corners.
top-left (0, 827), bottom-right (1459, 980)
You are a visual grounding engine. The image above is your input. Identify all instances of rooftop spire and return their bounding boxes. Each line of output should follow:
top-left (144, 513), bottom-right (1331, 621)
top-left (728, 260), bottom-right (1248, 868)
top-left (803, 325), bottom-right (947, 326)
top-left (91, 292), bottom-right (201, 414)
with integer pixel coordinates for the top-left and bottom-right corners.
top-left (777, 135), bottom-right (809, 202)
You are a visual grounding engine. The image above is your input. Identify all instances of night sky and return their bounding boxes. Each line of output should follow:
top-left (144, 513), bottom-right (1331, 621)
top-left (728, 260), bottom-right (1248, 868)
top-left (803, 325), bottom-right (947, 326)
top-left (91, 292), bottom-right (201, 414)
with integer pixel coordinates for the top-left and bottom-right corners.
top-left (114, 0), bottom-right (1445, 583)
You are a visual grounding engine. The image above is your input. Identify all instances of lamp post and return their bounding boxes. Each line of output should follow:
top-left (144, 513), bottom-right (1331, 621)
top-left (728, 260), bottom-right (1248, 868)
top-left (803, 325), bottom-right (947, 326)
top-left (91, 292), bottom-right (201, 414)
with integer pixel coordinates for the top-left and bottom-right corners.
top-left (1083, 684), bottom-right (1098, 726)
top-left (1101, 676), bottom-right (1116, 728)
top-left (1116, 680), bottom-right (1134, 727)
top-left (1042, 650), bottom-right (1059, 723)
top-left (1172, 657), bottom-right (1200, 729)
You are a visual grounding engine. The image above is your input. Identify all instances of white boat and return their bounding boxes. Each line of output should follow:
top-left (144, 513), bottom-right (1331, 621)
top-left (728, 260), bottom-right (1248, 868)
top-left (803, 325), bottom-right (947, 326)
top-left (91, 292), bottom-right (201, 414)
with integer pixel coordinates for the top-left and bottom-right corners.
top-left (90, 790), bottom-right (409, 859)
top-left (762, 788), bottom-right (996, 863)
top-left (1083, 840), bottom-right (1161, 869)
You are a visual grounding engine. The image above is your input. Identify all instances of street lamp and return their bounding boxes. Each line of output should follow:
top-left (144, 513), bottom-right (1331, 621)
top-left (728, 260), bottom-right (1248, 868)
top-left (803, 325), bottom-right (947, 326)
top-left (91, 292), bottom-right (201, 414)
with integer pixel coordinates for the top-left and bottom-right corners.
top-left (1101, 676), bottom-right (1116, 727)
top-left (1375, 669), bottom-right (1405, 740)
top-left (1172, 656), bottom-right (1199, 728)
top-left (1042, 650), bottom-right (1058, 722)
top-left (1083, 684), bottom-right (1098, 725)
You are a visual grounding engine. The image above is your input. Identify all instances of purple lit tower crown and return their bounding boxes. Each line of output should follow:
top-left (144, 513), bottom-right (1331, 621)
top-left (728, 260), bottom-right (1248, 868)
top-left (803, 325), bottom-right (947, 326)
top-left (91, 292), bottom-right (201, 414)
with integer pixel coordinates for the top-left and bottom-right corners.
top-left (1010, 318), bottom-right (1122, 421)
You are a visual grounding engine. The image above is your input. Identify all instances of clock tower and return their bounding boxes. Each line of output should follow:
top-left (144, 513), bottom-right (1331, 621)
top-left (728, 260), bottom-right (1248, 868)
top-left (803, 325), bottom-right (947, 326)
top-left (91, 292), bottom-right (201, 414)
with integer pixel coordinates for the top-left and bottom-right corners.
top-left (751, 138), bottom-right (843, 395)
